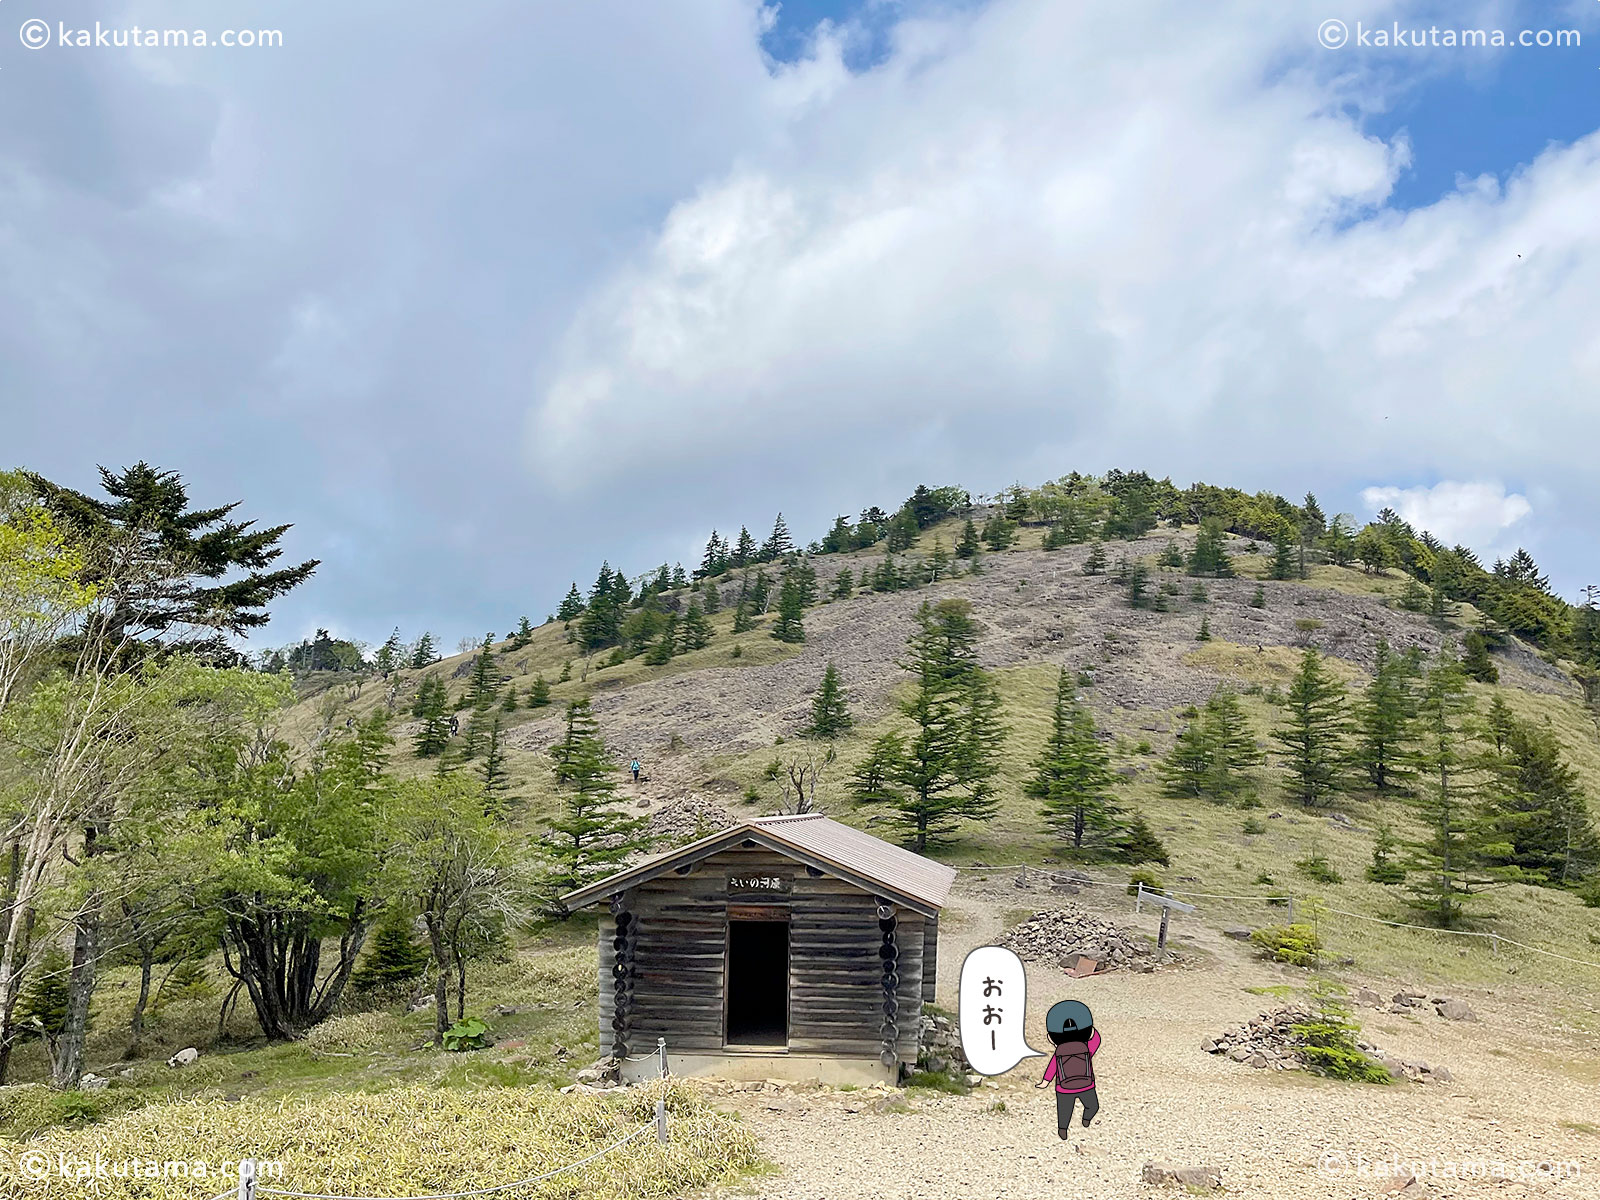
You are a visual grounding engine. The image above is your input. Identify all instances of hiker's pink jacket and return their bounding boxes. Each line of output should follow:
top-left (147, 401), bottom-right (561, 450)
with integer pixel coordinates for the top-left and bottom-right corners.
top-left (1041, 1030), bottom-right (1101, 1093)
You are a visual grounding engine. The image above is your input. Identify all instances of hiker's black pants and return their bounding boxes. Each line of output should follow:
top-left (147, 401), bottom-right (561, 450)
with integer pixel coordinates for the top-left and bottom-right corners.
top-left (1056, 1088), bottom-right (1098, 1130)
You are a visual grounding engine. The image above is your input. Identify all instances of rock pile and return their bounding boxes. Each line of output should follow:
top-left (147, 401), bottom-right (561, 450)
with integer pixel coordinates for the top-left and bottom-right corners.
top-left (1202, 1006), bottom-right (1453, 1083)
top-left (1355, 987), bottom-right (1477, 1022)
top-left (999, 906), bottom-right (1165, 972)
top-left (918, 1011), bottom-right (972, 1077)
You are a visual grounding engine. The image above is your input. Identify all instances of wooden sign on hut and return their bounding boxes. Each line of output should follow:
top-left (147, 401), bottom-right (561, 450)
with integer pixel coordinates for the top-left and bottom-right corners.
top-left (561, 813), bottom-right (957, 1085)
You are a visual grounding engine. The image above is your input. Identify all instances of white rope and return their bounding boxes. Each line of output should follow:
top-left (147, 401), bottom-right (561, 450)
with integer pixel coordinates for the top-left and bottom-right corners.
top-left (256, 1122), bottom-right (655, 1200)
top-left (1319, 906), bottom-right (1600, 968)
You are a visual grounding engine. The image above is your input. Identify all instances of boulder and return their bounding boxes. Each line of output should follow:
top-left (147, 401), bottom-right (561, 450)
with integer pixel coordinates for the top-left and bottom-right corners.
top-left (1355, 987), bottom-right (1382, 1006)
top-left (167, 1047), bottom-right (200, 1068)
top-left (1223, 927), bottom-right (1252, 941)
top-left (1142, 1163), bottom-right (1222, 1190)
top-left (80, 1073), bottom-right (110, 1091)
top-left (1434, 998), bottom-right (1477, 1022)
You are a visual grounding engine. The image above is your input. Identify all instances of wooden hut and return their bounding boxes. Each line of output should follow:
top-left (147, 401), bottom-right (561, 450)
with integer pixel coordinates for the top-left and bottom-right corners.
top-left (561, 813), bottom-right (957, 1084)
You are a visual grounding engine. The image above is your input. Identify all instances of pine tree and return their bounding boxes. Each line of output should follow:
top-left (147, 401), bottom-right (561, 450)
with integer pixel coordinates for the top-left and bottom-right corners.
top-left (1160, 689), bottom-right (1256, 802)
top-left (481, 716), bottom-right (511, 811)
top-left (761, 514), bottom-right (795, 562)
top-left (644, 613), bottom-right (679, 665)
top-left (501, 686), bottom-right (518, 712)
top-left (732, 593), bottom-right (756, 634)
top-left (1250, 584), bottom-right (1266, 608)
top-left (1025, 669), bottom-right (1123, 853)
top-left (412, 676), bottom-right (452, 757)
top-left (578, 563), bottom-right (624, 649)
top-left (459, 636), bottom-right (500, 759)
top-left (1481, 717), bottom-right (1600, 886)
top-left (1462, 630), bottom-right (1499, 683)
top-left (748, 569), bottom-right (773, 613)
top-left (1159, 716), bottom-right (1212, 799)
top-left (1125, 560), bottom-right (1150, 608)
top-left (927, 539), bottom-right (951, 582)
top-left (1355, 638), bottom-right (1418, 794)
top-left (556, 584), bottom-right (584, 623)
top-left (700, 531), bottom-right (726, 579)
top-left (1196, 615), bottom-right (1212, 642)
top-left (1269, 526), bottom-right (1297, 581)
top-left (410, 632), bottom-right (438, 669)
top-left (955, 519), bottom-right (981, 559)
top-left (792, 560), bottom-right (819, 607)
top-left (1366, 823), bottom-right (1406, 884)
top-left (679, 600), bottom-right (713, 652)
top-left (849, 733), bottom-right (908, 806)
top-left (1083, 542), bottom-right (1107, 576)
top-left (770, 574), bottom-right (806, 644)
top-left (831, 568), bottom-right (854, 600)
top-left (544, 700), bottom-right (650, 893)
top-left (529, 676), bottom-right (551, 707)
top-left (859, 600), bottom-right (1006, 850)
top-left (732, 526), bottom-right (757, 567)
top-left (981, 513), bottom-right (1016, 551)
top-left (1398, 578), bottom-right (1429, 612)
top-left (17, 946), bottom-right (74, 1039)
top-left (352, 910), bottom-right (430, 991)
top-left (670, 563), bottom-right (688, 590)
top-left (1159, 540), bottom-right (1185, 569)
top-left (1117, 814), bottom-right (1170, 866)
top-left (807, 662), bottom-right (854, 739)
top-left (1403, 654), bottom-right (1505, 926)
top-left (557, 660), bottom-right (572, 683)
top-left (375, 628), bottom-right (404, 677)
top-left (1187, 520), bottom-right (1234, 578)
top-left (511, 616), bottom-right (535, 649)
top-left (1273, 648), bottom-right (1349, 807)
top-left (700, 577), bottom-right (721, 613)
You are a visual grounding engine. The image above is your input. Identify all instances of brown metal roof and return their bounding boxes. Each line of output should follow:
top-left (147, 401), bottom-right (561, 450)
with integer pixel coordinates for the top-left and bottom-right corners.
top-left (560, 813), bottom-right (957, 916)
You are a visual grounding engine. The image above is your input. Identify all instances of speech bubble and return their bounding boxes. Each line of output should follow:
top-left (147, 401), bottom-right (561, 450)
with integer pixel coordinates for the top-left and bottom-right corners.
top-left (958, 945), bottom-right (1050, 1075)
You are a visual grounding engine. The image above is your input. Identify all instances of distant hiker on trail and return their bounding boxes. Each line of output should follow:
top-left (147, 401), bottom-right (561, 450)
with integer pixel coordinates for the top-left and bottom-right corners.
top-left (1036, 1000), bottom-right (1100, 1138)
top-left (630, 758), bottom-right (641, 783)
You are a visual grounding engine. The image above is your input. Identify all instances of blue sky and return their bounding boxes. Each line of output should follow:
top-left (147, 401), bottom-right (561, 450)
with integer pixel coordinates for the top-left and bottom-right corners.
top-left (4, 0), bottom-right (1597, 651)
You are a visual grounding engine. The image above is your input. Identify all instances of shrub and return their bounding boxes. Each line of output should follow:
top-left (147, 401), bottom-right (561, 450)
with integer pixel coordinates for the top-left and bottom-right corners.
top-left (0, 1083), bottom-right (149, 1139)
top-left (305, 1011), bottom-right (412, 1055)
top-left (1250, 923), bottom-right (1322, 967)
top-left (1295, 847), bottom-right (1343, 885)
top-left (1579, 878), bottom-right (1600, 908)
top-left (1127, 868), bottom-right (1164, 897)
top-left (1117, 815), bottom-right (1170, 866)
top-left (1291, 980), bottom-right (1392, 1084)
top-left (1241, 817), bottom-right (1265, 836)
top-left (762, 759), bottom-right (783, 781)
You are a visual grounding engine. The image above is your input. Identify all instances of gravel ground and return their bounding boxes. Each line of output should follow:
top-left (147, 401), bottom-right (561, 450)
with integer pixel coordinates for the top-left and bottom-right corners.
top-left (707, 877), bottom-right (1600, 1200)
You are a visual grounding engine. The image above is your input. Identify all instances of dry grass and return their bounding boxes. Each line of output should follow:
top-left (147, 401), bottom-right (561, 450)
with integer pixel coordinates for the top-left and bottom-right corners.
top-left (1, 1082), bottom-right (759, 1200)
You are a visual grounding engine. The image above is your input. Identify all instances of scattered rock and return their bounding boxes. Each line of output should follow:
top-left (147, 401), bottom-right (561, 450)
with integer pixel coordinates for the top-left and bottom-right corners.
top-left (1355, 987), bottom-right (1382, 1006)
top-left (491, 1004), bottom-right (526, 1016)
top-left (167, 1047), bottom-right (200, 1068)
top-left (79, 1073), bottom-right (110, 1091)
top-left (1141, 1162), bottom-right (1222, 1190)
top-left (1433, 998), bottom-right (1477, 1022)
top-left (1222, 927), bottom-right (1252, 941)
top-left (577, 1056), bottom-right (621, 1087)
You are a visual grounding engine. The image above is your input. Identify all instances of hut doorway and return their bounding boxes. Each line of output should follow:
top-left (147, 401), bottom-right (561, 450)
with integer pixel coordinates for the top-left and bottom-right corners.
top-left (725, 919), bottom-right (789, 1046)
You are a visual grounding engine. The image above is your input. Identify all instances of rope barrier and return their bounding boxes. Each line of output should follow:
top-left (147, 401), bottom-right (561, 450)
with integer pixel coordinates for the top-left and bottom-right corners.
top-left (254, 1123), bottom-right (655, 1200)
top-left (1317, 906), bottom-right (1600, 968)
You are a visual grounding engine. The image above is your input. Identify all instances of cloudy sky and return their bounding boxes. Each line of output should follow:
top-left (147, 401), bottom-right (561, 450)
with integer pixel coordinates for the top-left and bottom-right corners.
top-left (5, 0), bottom-right (1598, 651)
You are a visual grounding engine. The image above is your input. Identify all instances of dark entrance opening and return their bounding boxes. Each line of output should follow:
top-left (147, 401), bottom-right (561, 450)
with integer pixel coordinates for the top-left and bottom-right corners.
top-left (725, 920), bottom-right (789, 1046)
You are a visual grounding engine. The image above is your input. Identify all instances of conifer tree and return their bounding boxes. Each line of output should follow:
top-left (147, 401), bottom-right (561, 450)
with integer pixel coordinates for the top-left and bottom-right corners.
top-left (807, 662), bottom-right (854, 739)
top-left (529, 675), bottom-right (551, 707)
top-left (1117, 814), bottom-right (1170, 866)
top-left (700, 577), bottom-right (721, 614)
top-left (1270, 527), bottom-right (1298, 581)
top-left (1125, 560), bottom-right (1150, 608)
top-left (831, 568), bottom-right (854, 600)
top-left (1042, 524), bottom-right (1068, 551)
top-left (1160, 688), bottom-right (1256, 802)
top-left (17, 946), bottom-right (73, 1040)
top-left (770, 575), bottom-right (806, 644)
top-left (1403, 654), bottom-right (1507, 926)
top-left (761, 514), bottom-right (795, 562)
top-left (511, 616), bottom-right (535, 649)
top-left (670, 563), bottom-right (688, 590)
top-left (1025, 669), bottom-right (1123, 853)
top-left (748, 569), bottom-right (773, 613)
top-left (556, 584), bottom-right (584, 623)
top-left (557, 660), bottom-right (572, 683)
top-left (412, 676), bottom-right (452, 757)
top-left (578, 563), bottom-right (624, 649)
top-left (732, 592), bottom-right (756, 634)
top-left (981, 513), bottom-right (1016, 551)
top-left (1461, 630), bottom-right (1499, 683)
top-left (850, 733), bottom-right (909, 806)
top-left (1083, 541), bottom-right (1107, 576)
top-left (501, 686), bottom-right (518, 713)
top-left (679, 600), bottom-right (713, 652)
top-left (375, 628), bottom-right (404, 677)
top-left (1159, 540), bottom-right (1185, 569)
top-left (792, 560), bottom-right (819, 607)
top-left (459, 636), bottom-right (500, 759)
top-left (645, 613), bottom-right (679, 665)
top-left (856, 600), bottom-right (1006, 850)
top-left (1273, 648), bottom-right (1349, 807)
top-left (1250, 584), bottom-right (1266, 608)
top-left (700, 531), bottom-right (726, 579)
top-left (1481, 717), bottom-right (1599, 885)
top-left (955, 519), bottom-right (981, 559)
top-left (1398, 578), bottom-right (1428, 612)
top-left (927, 539), bottom-right (951, 582)
top-left (733, 526), bottom-right (757, 567)
top-left (1196, 615), bottom-right (1212, 642)
top-left (1355, 638), bottom-right (1419, 794)
top-left (352, 910), bottom-right (430, 991)
top-left (481, 716), bottom-right (511, 811)
top-left (1187, 520), bottom-right (1234, 578)
top-left (410, 632), bottom-right (438, 669)
top-left (544, 700), bottom-right (649, 893)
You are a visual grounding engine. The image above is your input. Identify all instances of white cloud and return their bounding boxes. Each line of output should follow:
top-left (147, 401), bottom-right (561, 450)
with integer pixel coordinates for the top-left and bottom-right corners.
top-left (1360, 480), bottom-right (1532, 554)
top-left (533, 0), bottom-right (1600, 593)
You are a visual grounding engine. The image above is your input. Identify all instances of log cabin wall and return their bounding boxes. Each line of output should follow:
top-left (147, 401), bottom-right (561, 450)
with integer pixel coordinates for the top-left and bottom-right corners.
top-left (596, 845), bottom-right (926, 1066)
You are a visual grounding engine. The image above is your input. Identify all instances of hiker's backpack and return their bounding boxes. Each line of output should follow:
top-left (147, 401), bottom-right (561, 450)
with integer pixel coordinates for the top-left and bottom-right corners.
top-left (1053, 1041), bottom-right (1095, 1091)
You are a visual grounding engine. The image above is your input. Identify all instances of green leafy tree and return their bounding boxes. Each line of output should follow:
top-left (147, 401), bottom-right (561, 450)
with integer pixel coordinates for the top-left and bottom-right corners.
top-left (544, 701), bottom-right (649, 895)
top-left (16, 947), bottom-right (73, 1041)
top-left (1025, 669), bottom-right (1123, 853)
top-left (1273, 648), bottom-right (1349, 807)
top-left (1291, 980), bottom-right (1392, 1083)
top-left (981, 513), bottom-right (1016, 552)
top-left (1355, 638), bottom-right (1419, 794)
top-left (807, 663), bottom-right (854, 739)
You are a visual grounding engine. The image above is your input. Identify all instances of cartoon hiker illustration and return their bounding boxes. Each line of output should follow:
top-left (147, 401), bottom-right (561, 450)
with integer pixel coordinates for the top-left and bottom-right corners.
top-left (1036, 999), bottom-right (1099, 1137)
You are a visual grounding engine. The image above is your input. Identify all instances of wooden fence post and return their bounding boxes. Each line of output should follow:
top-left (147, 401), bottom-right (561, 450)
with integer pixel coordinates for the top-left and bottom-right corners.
top-left (1286, 896), bottom-right (1295, 925)
top-left (655, 1097), bottom-right (668, 1145)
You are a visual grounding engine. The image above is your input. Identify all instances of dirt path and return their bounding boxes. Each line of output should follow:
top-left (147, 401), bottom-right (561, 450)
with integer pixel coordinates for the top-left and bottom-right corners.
top-left (713, 879), bottom-right (1599, 1199)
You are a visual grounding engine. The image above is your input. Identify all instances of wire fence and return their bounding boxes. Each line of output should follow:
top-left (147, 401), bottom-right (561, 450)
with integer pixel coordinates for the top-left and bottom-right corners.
top-left (960, 861), bottom-right (1600, 970)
